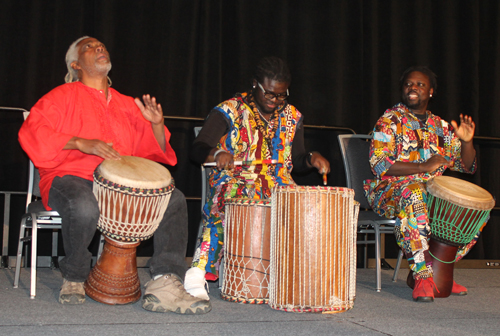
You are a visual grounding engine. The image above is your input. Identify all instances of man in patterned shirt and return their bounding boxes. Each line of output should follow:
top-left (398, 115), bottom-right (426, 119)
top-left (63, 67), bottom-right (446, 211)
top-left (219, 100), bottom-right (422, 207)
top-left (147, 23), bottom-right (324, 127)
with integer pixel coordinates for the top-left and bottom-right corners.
top-left (364, 66), bottom-right (478, 302)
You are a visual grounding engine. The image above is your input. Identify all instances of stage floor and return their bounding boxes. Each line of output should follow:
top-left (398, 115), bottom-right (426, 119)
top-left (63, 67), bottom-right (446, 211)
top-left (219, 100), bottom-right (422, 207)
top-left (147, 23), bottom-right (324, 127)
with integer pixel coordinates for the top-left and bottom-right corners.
top-left (1, 266), bottom-right (499, 335)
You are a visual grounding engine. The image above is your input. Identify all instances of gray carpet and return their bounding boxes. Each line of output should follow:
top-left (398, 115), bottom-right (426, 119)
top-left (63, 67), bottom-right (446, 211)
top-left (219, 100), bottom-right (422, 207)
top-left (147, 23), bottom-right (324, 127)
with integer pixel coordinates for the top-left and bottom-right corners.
top-left (1, 267), bottom-right (499, 336)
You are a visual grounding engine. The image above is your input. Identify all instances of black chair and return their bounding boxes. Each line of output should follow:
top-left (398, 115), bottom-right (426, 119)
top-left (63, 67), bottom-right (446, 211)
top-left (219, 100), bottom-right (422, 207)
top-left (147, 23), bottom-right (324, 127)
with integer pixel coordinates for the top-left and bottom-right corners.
top-left (338, 134), bottom-right (403, 291)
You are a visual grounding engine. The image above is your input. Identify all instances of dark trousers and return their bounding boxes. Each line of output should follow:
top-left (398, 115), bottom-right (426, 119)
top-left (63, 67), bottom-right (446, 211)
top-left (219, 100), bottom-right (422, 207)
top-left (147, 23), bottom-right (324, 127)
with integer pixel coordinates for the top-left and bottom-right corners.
top-left (48, 175), bottom-right (188, 282)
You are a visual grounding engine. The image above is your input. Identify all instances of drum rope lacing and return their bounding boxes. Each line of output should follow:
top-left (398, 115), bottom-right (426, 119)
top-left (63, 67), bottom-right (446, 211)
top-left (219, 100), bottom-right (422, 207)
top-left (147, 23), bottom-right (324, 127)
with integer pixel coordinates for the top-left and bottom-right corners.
top-left (269, 186), bottom-right (357, 313)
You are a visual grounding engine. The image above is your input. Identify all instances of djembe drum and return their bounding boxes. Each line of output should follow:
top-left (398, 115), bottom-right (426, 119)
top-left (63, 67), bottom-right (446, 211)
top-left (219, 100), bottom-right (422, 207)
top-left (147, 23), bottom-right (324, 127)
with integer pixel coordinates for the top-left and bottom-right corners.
top-left (425, 176), bottom-right (495, 297)
top-left (222, 198), bottom-right (271, 304)
top-left (84, 156), bottom-right (174, 305)
top-left (269, 186), bottom-right (359, 313)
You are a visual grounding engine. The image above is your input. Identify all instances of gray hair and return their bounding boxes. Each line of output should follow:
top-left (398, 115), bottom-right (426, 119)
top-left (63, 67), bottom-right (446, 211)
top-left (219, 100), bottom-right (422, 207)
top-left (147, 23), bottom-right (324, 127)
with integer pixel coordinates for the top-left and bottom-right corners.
top-left (64, 36), bottom-right (90, 83)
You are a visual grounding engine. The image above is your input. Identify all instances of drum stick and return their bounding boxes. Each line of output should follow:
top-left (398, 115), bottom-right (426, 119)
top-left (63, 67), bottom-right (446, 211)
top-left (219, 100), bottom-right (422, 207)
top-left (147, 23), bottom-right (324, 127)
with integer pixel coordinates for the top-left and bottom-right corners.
top-left (323, 173), bottom-right (327, 186)
top-left (203, 159), bottom-right (279, 167)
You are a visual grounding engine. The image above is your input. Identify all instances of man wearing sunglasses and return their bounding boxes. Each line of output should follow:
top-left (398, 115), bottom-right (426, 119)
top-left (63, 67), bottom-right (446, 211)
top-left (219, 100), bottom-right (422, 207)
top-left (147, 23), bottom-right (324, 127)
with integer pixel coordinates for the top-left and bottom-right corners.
top-left (185, 56), bottom-right (330, 301)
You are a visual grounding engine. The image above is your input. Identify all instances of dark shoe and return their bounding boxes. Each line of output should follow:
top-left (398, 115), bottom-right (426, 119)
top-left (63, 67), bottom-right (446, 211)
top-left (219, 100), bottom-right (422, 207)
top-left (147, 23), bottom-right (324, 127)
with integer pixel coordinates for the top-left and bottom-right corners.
top-left (59, 279), bottom-right (85, 304)
top-left (412, 277), bottom-right (439, 302)
top-left (142, 274), bottom-right (211, 314)
top-left (451, 281), bottom-right (467, 295)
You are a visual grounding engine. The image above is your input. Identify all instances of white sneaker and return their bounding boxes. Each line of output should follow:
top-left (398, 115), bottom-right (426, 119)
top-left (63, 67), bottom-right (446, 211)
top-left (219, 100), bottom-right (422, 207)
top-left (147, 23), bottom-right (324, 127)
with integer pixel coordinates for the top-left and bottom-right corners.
top-left (184, 267), bottom-right (209, 300)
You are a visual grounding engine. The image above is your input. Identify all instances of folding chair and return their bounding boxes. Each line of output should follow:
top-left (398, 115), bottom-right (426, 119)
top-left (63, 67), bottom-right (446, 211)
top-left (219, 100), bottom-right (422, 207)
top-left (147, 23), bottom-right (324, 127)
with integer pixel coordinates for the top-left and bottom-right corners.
top-left (13, 111), bottom-right (104, 298)
top-left (13, 159), bottom-right (62, 298)
top-left (338, 134), bottom-right (403, 291)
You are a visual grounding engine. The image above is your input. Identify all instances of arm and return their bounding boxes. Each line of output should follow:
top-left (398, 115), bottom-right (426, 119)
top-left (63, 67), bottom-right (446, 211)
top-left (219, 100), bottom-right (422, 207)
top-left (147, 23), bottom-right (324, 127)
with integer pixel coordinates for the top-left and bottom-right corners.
top-left (385, 156), bottom-right (449, 176)
top-left (291, 120), bottom-right (330, 174)
top-left (450, 114), bottom-right (476, 171)
top-left (63, 137), bottom-right (121, 160)
top-left (135, 94), bottom-right (166, 151)
top-left (190, 110), bottom-right (232, 169)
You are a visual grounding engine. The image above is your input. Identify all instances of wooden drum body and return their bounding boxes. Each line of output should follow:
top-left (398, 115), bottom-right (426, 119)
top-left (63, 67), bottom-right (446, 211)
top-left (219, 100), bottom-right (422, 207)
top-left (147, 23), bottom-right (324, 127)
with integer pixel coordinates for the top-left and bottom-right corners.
top-left (426, 176), bottom-right (495, 297)
top-left (269, 186), bottom-right (359, 313)
top-left (222, 198), bottom-right (271, 304)
top-left (84, 156), bottom-right (174, 305)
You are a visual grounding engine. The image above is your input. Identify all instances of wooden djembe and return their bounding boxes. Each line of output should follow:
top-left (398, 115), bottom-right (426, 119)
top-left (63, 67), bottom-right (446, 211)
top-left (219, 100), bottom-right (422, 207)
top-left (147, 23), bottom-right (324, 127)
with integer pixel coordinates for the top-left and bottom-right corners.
top-left (424, 176), bottom-right (494, 297)
top-left (84, 156), bottom-right (174, 305)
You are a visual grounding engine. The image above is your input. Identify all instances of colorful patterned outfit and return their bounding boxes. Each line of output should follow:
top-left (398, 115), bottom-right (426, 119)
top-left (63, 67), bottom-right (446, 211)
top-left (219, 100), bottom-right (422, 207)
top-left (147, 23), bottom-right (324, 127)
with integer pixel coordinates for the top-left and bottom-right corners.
top-left (364, 103), bottom-right (481, 280)
top-left (192, 92), bottom-right (302, 277)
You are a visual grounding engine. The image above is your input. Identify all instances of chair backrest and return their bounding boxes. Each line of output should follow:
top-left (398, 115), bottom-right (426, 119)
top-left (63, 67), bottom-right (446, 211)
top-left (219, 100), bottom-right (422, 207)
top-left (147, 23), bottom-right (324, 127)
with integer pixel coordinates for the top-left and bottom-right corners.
top-left (338, 134), bottom-right (374, 210)
top-left (194, 126), bottom-right (209, 211)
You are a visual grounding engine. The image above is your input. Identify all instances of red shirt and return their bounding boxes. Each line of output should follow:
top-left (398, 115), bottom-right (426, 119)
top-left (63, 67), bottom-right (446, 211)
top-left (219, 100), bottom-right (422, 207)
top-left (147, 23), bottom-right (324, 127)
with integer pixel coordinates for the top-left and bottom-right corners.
top-left (18, 81), bottom-right (177, 210)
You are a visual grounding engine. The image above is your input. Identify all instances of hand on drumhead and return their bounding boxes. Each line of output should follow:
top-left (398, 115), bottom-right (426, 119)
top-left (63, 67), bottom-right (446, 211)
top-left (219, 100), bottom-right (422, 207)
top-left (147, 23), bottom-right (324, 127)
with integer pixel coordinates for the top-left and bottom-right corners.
top-left (215, 151), bottom-right (235, 170)
top-left (451, 114), bottom-right (475, 143)
top-left (309, 152), bottom-right (330, 175)
top-left (421, 155), bottom-right (449, 173)
top-left (75, 138), bottom-right (121, 160)
top-left (135, 94), bottom-right (165, 126)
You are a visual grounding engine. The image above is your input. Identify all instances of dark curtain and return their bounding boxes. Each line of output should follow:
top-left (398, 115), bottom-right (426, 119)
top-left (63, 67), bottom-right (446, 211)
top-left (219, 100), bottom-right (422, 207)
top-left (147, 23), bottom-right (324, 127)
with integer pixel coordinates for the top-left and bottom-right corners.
top-left (1, 0), bottom-right (500, 259)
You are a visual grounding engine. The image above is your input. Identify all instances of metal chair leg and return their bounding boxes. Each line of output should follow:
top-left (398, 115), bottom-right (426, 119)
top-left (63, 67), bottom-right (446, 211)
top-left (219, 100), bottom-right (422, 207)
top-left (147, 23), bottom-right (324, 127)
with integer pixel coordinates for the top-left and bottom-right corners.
top-left (30, 216), bottom-right (38, 299)
top-left (97, 234), bottom-right (105, 259)
top-left (218, 257), bottom-right (224, 290)
top-left (392, 249), bottom-right (404, 282)
top-left (51, 230), bottom-right (59, 268)
top-left (374, 224), bottom-right (381, 292)
top-left (13, 217), bottom-right (28, 288)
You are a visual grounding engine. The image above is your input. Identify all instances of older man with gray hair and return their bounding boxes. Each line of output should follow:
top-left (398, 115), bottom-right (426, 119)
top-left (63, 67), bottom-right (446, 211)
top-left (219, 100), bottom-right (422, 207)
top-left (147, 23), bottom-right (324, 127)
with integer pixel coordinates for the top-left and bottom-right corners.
top-left (18, 36), bottom-right (211, 314)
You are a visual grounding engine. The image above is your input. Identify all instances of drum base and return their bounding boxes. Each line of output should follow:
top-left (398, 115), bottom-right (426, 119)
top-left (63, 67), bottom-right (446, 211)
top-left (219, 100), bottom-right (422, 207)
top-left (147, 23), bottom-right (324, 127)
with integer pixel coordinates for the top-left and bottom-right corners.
top-left (221, 293), bottom-right (268, 305)
top-left (406, 239), bottom-right (457, 298)
top-left (84, 237), bottom-right (141, 305)
top-left (429, 239), bottom-right (456, 298)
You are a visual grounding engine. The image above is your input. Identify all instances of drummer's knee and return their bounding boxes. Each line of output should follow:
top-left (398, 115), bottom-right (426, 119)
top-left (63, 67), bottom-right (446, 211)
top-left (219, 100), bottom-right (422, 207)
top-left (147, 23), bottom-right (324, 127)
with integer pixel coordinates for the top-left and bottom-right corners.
top-left (72, 196), bottom-right (99, 224)
top-left (168, 188), bottom-right (187, 210)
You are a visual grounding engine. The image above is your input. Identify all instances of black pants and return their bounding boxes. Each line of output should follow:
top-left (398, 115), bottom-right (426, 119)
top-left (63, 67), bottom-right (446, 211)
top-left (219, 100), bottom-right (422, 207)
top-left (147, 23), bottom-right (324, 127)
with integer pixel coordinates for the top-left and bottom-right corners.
top-left (48, 175), bottom-right (188, 282)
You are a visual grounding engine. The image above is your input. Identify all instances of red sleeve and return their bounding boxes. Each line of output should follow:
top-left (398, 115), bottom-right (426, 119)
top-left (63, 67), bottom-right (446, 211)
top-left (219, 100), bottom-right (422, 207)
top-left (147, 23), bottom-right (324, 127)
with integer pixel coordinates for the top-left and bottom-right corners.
top-left (18, 87), bottom-right (75, 169)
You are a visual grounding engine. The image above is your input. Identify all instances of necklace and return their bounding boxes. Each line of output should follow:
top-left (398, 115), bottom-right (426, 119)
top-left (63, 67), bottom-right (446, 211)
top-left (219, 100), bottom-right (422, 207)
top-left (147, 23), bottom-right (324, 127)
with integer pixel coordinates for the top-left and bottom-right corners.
top-left (256, 107), bottom-right (270, 123)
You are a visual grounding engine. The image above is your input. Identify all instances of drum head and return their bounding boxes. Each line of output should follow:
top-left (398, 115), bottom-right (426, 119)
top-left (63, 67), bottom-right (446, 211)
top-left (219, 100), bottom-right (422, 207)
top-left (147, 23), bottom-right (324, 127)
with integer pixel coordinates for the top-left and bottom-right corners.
top-left (427, 176), bottom-right (495, 211)
top-left (97, 156), bottom-right (171, 189)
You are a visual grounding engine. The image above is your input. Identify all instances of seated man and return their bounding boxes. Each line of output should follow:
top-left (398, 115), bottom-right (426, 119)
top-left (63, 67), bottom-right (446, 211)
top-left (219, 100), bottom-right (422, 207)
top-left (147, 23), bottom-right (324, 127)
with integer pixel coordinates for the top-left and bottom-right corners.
top-left (364, 66), bottom-right (481, 302)
top-left (18, 36), bottom-right (210, 314)
top-left (184, 56), bottom-right (330, 300)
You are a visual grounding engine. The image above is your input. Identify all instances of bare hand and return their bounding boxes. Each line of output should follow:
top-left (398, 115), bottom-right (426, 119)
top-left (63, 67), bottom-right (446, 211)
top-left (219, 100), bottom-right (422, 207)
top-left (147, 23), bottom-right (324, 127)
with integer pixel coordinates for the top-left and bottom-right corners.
top-left (310, 152), bottom-right (330, 174)
top-left (75, 139), bottom-right (121, 160)
top-left (215, 151), bottom-right (235, 170)
top-left (135, 94), bottom-right (164, 126)
top-left (451, 114), bottom-right (475, 143)
top-left (420, 155), bottom-right (449, 173)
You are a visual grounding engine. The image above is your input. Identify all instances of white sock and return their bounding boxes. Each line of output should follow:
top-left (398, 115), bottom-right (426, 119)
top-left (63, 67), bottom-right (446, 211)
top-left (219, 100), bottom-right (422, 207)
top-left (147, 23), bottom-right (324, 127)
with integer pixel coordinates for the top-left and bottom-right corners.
top-left (153, 274), bottom-right (164, 281)
top-left (184, 267), bottom-right (209, 300)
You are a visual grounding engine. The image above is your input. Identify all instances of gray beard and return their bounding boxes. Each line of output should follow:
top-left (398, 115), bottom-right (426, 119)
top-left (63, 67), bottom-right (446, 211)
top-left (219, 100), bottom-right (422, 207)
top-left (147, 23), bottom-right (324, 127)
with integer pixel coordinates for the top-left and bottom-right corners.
top-left (81, 61), bottom-right (112, 77)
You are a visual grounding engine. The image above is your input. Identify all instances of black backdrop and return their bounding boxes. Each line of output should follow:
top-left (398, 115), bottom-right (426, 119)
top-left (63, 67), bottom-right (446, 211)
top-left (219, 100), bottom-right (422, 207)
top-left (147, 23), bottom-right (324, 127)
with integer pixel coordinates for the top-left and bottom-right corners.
top-left (1, 0), bottom-right (500, 260)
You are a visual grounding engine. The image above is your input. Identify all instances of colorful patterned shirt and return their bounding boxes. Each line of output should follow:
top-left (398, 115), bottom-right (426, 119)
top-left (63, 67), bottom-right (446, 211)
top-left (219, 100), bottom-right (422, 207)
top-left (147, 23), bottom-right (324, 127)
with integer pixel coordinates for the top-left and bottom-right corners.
top-left (209, 92), bottom-right (301, 199)
top-left (364, 103), bottom-right (476, 218)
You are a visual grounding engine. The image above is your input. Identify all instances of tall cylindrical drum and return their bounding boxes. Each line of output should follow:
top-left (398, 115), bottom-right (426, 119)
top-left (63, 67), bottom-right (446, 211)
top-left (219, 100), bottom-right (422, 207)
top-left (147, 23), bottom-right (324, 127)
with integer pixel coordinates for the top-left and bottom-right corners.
top-left (222, 198), bottom-right (271, 304)
top-left (269, 186), bottom-right (358, 313)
